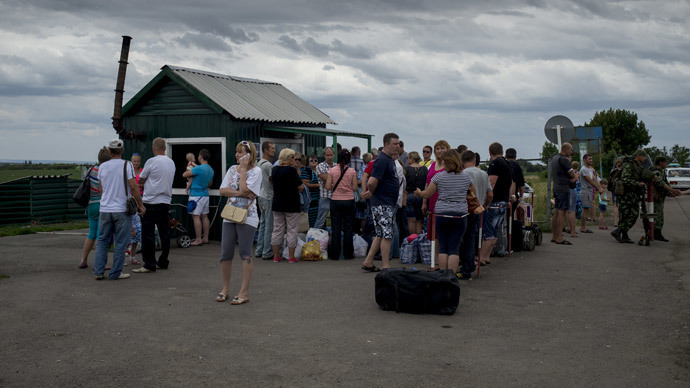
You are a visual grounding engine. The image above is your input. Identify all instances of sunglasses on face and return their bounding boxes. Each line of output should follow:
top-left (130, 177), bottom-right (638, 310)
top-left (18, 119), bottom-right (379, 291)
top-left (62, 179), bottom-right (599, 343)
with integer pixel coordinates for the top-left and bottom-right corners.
top-left (423, 150), bottom-right (431, 153)
top-left (309, 158), bottom-right (318, 162)
top-left (295, 158), bottom-right (301, 161)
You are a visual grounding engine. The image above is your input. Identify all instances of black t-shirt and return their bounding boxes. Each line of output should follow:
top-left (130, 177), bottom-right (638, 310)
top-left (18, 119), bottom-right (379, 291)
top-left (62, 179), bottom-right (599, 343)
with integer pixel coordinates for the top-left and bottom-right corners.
top-left (271, 166), bottom-right (302, 213)
top-left (507, 160), bottom-right (525, 196)
top-left (370, 152), bottom-right (399, 207)
top-left (487, 156), bottom-right (513, 203)
top-left (551, 154), bottom-right (572, 194)
top-left (405, 165), bottom-right (428, 193)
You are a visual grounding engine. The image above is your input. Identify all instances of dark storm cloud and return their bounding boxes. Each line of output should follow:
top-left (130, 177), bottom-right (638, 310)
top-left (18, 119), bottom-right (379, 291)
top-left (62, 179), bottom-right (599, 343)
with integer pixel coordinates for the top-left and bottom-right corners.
top-left (175, 32), bottom-right (233, 52)
top-left (279, 35), bottom-right (373, 59)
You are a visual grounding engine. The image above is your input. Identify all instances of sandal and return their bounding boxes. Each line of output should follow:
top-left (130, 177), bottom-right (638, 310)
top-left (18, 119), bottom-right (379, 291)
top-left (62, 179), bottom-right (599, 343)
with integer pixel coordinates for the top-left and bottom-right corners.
top-left (216, 293), bottom-right (229, 302)
top-left (231, 296), bottom-right (249, 305)
top-left (361, 265), bottom-right (380, 272)
top-left (580, 229), bottom-right (593, 234)
top-left (190, 241), bottom-right (203, 246)
top-left (555, 240), bottom-right (573, 245)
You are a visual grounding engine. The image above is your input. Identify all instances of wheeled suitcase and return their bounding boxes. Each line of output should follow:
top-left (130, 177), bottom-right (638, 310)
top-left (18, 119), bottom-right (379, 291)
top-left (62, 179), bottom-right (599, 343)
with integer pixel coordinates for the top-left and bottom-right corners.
top-left (511, 220), bottom-right (524, 252)
top-left (375, 268), bottom-right (460, 315)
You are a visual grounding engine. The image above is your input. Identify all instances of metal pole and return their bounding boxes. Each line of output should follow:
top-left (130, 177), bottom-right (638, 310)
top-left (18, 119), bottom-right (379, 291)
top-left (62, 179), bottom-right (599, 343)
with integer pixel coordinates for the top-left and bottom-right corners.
top-left (546, 158), bottom-right (552, 228)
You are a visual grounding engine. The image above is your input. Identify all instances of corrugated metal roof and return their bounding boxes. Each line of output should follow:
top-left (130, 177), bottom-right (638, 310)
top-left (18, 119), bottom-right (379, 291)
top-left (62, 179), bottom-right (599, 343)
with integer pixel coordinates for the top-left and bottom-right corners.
top-left (165, 65), bottom-right (337, 125)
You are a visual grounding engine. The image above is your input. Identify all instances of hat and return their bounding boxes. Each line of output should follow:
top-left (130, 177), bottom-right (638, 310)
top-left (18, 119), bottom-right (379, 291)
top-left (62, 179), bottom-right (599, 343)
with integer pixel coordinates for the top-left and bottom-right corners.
top-left (655, 155), bottom-right (667, 164)
top-left (633, 149), bottom-right (647, 158)
top-left (108, 139), bottom-right (124, 149)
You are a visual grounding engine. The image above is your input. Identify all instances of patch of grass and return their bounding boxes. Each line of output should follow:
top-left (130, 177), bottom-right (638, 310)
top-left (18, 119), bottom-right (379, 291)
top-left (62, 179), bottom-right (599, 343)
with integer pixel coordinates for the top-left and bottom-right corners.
top-left (0, 221), bottom-right (89, 237)
top-left (0, 274), bottom-right (10, 279)
top-left (0, 168), bottom-right (78, 183)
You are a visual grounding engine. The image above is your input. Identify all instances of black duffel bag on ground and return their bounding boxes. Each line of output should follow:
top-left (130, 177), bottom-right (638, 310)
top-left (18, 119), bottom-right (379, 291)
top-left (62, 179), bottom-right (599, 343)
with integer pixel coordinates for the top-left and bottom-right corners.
top-left (375, 268), bottom-right (460, 315)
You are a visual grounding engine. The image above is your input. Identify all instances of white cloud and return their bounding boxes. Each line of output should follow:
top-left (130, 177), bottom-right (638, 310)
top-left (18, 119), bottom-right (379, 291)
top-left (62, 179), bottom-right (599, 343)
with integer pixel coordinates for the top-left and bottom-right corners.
top-left (0, 0), bottom-right (689, 162)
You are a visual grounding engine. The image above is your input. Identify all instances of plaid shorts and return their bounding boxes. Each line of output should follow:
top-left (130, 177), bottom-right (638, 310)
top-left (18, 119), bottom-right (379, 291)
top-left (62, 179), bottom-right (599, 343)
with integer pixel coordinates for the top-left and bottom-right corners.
top-left (371, 205), bottom-right (395, 239)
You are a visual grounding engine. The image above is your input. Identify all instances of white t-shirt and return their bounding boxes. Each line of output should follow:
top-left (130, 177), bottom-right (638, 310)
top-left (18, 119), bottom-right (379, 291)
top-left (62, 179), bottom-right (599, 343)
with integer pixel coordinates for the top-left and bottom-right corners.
top-left (220, 165), bottom-right (262, 228)
top-left (98, 159), bottom-right (135, 213)
top-left (580, 166), bottom-right (595, 190)
top-left (139, 155), bottom-right (176, 204)
top-left (395, 161), bottom-right (406, 208)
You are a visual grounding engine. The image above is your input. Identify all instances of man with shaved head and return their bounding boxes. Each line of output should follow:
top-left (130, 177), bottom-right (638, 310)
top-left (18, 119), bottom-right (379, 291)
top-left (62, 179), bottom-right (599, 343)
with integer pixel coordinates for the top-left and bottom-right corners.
top-left (550, 142), bottom-right (576, 245)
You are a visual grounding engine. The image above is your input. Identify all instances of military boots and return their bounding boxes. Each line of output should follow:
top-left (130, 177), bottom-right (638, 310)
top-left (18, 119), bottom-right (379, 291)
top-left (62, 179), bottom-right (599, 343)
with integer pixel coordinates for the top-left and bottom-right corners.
top-left (654, 229), bottom-right (669, 242)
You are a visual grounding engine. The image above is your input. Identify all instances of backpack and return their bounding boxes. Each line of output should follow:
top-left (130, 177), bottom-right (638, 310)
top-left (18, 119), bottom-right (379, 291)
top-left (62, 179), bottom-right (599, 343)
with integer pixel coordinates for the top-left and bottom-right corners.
top-left (608, 168), bottom-right (621, 193)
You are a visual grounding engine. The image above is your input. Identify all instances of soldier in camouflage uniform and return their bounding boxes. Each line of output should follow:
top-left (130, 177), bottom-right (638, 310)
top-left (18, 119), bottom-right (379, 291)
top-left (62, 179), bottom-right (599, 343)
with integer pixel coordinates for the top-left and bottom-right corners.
top-left (611, 150), bottom-right (649, 244)
top-left (648, 156), bottom-right (681, 242)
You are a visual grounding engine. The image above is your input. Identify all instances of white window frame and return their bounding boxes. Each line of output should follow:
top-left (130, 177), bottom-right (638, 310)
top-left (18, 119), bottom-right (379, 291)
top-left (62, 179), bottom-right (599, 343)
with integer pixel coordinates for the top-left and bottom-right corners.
top-left (165, 137), bottom-right (226, 197)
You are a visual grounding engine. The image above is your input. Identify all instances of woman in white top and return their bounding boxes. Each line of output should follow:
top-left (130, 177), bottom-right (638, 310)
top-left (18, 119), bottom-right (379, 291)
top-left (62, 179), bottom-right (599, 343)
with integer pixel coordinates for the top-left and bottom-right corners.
top-left (217, 141), bottom-right (262, 305)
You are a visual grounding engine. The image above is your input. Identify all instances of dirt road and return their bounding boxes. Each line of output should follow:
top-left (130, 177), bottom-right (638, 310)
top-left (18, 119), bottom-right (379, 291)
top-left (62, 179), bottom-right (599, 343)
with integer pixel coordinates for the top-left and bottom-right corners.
top-left (2, 197), bottom-right (689, 387)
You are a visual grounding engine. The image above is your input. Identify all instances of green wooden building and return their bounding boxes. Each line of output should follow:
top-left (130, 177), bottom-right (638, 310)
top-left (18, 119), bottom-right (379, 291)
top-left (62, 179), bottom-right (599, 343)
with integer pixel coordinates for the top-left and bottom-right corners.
top-left (118, 65), bottom-right (371, 240)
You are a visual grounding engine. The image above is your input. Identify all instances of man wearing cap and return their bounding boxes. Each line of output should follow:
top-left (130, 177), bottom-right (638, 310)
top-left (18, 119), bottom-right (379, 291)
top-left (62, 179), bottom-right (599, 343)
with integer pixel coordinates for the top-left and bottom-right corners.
top-left (133, 137), bottom-right (176, 273)
top-left (611, 150), bottom-right (649, 244)
top-left (647, 156), bottom-right (681, 242)
top-left (93, 139), bottom-right (145, 280)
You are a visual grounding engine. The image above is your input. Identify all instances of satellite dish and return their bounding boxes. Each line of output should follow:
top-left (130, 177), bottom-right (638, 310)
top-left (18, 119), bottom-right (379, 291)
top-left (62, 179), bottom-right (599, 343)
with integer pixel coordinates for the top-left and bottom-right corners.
top-left (544, 115), bottom-right (575, 144)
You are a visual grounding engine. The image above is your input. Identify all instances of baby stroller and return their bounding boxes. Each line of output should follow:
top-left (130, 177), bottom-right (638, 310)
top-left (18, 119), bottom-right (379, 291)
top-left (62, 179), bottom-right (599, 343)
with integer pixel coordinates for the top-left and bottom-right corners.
top-left (169, 209), bottom-right (192, 248)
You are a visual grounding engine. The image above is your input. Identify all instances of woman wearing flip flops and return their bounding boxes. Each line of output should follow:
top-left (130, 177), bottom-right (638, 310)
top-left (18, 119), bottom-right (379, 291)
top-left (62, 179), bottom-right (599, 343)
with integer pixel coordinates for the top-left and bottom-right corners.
top-left (217, 141), bottom-right (262, 305)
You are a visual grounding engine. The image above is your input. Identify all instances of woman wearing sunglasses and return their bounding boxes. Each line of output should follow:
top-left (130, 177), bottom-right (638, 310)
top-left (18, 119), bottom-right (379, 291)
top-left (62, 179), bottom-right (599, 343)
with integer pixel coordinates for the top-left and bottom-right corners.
top-left (217, 141), bottom-right (262, 305)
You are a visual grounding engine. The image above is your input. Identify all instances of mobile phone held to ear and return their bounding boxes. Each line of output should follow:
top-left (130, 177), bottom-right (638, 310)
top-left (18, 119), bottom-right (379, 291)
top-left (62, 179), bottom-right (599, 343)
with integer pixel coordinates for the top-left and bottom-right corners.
top-left (240, 154), bottom-right (250, 162)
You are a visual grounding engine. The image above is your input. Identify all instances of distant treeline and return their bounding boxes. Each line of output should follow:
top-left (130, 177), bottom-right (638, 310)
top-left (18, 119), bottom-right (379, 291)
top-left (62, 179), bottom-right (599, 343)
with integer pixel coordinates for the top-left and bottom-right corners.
top-left (0, 162), bottom-right (84, 170)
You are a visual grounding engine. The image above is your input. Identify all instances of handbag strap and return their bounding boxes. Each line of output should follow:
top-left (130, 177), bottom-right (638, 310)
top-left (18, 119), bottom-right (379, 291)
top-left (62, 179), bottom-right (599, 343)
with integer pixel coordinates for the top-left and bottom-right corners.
top-left (122, 161), bottom-right (131, 197)
top-left (332, 166), bottom-right (348, 192)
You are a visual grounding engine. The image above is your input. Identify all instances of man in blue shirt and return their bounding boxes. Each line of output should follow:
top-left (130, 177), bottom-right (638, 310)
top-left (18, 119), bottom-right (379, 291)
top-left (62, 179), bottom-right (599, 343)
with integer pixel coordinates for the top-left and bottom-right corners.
top-left (183, 149), bottom-right (214, 246)
top-left (360, 133), bottom-right (400, 272)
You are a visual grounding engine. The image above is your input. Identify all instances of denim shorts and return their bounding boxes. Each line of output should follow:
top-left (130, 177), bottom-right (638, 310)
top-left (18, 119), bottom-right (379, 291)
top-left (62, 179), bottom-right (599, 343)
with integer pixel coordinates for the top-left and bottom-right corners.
top-left (554, 192), bottom-right (569, 211)
top-left (598, 203), bottom-right (607, 213)
top-left (482, 202), bottom-right (507, 240)
top-left (404, 196), bottom-right (424, 220)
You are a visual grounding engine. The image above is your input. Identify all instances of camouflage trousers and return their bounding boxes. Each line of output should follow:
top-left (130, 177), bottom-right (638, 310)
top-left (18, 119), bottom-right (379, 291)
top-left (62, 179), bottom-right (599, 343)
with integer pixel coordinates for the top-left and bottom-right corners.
top-left (618, 192), bottom-right (641, 232)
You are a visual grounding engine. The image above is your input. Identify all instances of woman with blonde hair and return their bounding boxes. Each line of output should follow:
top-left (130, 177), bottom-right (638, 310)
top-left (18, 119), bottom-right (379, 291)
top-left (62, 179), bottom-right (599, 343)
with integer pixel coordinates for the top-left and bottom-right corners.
top-left (271, 148), bottom-right (304, 263)
top-left (217, 141), bottom-right (262, 304)
top-left (423, 140), bottom-right (450, 240)
top-left (405, 151), bottom-right (428, 235)
top-left (78, 147), bottom-right (111, 269)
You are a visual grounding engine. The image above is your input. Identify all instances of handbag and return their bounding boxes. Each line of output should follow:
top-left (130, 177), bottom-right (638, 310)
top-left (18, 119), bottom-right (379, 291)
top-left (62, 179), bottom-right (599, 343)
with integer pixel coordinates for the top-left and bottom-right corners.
top-left (221, 198), bottom-right (254, 224)
top-left (72, 167), bottom-right (93, 207)
top-left (123, 161), bottom-right (138, 216)
top-left (466, 187), bottom-right (484, 214)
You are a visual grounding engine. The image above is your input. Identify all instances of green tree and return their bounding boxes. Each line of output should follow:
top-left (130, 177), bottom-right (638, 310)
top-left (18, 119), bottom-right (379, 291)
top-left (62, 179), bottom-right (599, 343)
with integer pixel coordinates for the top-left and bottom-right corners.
top-left (540, 141), bottom-right (558, 164)
top-left (670, 144), bottom-right (690, 164)
top-left (584, 108), bottom-right (651, 174)
top-left (584, 108), bottom-right (651, 156)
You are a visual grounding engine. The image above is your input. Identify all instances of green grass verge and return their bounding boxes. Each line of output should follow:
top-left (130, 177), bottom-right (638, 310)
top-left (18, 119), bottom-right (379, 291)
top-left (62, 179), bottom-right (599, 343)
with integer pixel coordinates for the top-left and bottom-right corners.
top-left (0, 168), bottom-right (78, 183)
top-left (0, 221), bottom-right (89, 237)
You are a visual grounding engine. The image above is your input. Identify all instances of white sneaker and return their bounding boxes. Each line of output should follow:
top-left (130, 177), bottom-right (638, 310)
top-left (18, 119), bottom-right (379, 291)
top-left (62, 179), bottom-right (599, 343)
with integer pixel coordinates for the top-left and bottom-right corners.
top-left (132, 267), bottom-right (152, 273)
top-left (115, 273), bottom-right (130, 279)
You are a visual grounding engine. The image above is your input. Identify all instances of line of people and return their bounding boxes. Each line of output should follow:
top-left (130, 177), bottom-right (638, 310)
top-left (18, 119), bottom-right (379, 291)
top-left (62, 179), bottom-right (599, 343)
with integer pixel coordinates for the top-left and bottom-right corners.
top-left (84, 135), bottom-right (532, 303)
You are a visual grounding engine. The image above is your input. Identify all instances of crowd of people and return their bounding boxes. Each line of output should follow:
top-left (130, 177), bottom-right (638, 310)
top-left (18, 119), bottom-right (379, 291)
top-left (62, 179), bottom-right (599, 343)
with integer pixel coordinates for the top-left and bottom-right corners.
top-left (81, 134), bottom-right (686, 304)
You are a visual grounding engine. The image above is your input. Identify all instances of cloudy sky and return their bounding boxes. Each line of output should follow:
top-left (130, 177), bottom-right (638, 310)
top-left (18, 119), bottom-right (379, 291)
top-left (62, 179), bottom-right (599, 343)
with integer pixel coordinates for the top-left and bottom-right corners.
top-left (1, 0), bottom-right (689, 162)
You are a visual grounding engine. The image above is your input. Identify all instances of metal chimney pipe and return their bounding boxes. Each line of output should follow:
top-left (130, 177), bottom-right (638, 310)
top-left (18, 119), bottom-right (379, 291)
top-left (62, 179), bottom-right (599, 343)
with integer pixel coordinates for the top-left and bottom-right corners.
top-left (112, 35), bottom-right (131, 135)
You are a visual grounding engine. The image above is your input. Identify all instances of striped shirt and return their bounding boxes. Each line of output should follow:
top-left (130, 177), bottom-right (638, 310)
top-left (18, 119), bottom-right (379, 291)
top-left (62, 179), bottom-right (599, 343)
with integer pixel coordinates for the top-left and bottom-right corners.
top-left (316, 161), bottom-right (335, 198)
top-left (430, 170), bottom-right (473, 215)
top-left (88, 165), bottom-right (101, 204)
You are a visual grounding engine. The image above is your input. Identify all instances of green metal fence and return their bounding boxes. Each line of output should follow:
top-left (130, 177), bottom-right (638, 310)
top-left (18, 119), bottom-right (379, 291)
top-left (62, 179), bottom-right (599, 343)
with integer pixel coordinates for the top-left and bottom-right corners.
top-left (0, 175), bottom-right (87, 226)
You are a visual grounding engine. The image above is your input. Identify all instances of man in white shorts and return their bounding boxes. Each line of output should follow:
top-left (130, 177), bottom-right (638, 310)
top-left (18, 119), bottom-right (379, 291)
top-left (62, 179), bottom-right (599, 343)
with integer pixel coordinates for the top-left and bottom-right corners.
top-left (183, 149), bottom-right (214, 246)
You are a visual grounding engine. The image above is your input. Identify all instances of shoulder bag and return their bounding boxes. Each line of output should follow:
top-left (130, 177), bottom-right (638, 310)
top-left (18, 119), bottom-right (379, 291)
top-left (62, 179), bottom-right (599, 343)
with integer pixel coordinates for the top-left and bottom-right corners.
top-left (72, 167), bottom-right (93, 207)
top-left (331, 166), bottom-right (349, 193)
top-left (221, 198), bottom-right (254, 224)
top-left (123, 161), bottom-right (138, 216)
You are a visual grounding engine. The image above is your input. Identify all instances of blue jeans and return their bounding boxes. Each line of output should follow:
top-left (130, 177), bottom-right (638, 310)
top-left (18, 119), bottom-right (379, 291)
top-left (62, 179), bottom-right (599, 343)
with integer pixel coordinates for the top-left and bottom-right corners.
top-left (94, 212), bottom-right (130, 279)
top-left (256, 197), bottom-right (274, 258)
top-left (315, 197), bottom-right (331, 230)
top-left (483, 201), bottom-right (507, 240)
